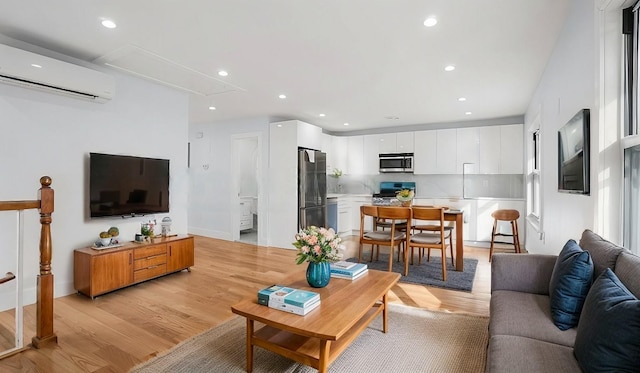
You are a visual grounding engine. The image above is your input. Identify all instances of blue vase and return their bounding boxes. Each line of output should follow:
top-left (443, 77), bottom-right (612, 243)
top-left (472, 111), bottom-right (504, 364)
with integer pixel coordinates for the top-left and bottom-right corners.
top-left (306, 262), bottom-right (331, 288)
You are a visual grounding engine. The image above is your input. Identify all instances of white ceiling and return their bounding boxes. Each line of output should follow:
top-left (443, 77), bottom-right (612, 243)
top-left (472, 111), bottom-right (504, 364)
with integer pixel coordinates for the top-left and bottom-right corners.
top-left (0, 0), bottom-right (570, 132)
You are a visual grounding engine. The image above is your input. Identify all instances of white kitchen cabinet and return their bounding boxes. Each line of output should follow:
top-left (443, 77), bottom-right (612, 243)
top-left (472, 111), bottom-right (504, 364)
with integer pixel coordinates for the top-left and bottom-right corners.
top-left (337, 196), bottom-right (351, 236)
top-left (478, 126), bottom-right (501, 174)
top-left (414, 129), bottom-right (457, 174)
top-left (321, 133), bottom-right (334, 173)
top-left (500, 124), bottom-right (524, 174)
top-left (331, 136), bottom-right (348, 175)
top-left (363, 135), bottom-right (381, 175)
top-left (413, 130), bottom-right (437, 174)
top-left (349, 195), bottom-right (373, 235)
top-left (346, 136), bottom-right (364, 175)
top-left (396, 132), bottom-right (414, 152)
top-left (456, 127), bottom-right (480, 174)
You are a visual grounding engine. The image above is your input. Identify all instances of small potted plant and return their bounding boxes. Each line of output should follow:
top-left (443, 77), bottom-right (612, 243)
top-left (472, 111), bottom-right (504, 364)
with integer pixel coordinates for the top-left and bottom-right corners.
top-left (396, 189), bottom-right (415, 207)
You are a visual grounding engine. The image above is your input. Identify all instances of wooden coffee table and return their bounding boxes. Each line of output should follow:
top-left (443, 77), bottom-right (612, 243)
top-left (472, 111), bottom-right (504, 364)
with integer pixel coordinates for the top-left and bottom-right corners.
top-left (231, 269), bottom-right (400, 373)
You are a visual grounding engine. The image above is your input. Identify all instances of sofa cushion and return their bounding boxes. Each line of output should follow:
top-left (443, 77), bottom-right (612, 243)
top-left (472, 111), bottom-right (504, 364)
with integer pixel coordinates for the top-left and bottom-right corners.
top-left (614, 251), bottom-right (640, 298)
top-left (490, 290), bottom-right (576, 347)
top-left (574, 269), bottom-right (640, 372)
top-left (548, 240), bottom-right (593, 330)
top-left (487, 335), bottom-right (582, 373)
top-left (578, 229), bottom-right (626, 277)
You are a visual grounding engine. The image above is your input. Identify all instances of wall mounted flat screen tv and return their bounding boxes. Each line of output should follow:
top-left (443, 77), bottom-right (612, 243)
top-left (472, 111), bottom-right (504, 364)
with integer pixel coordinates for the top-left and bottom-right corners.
top-left (90, 152), bottom-right (170, 218)
top-left (558, 109), bottom-right (590, 195)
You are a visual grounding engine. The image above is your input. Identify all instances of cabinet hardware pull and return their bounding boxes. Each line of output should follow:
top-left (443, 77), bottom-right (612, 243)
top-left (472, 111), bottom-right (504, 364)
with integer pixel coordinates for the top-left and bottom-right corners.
top-left (129, 253), bottom-right (132, 265)
top-left (0, 272), bottom-right (15, 285)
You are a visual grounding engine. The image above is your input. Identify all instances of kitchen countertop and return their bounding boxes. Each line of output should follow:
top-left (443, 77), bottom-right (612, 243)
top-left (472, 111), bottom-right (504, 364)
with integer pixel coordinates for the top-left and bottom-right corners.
top-left (327, 193), bottom-right (524, 201)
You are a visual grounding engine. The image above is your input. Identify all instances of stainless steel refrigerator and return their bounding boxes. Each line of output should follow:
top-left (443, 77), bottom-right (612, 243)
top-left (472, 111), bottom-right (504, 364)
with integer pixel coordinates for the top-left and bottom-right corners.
top-left (298, 149), bottom-right (327, 230)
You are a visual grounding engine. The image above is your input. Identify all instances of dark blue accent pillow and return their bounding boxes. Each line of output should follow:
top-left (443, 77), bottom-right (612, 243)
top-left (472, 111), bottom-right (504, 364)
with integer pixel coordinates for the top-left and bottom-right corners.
top-left (548, 239), bottom-right (593, 330)
top-left (574, 269), bottom-right (640, 372)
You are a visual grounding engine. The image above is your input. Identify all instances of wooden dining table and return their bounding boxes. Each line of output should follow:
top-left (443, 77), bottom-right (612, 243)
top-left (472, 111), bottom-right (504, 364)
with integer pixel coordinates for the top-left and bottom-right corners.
top-left (367, 205), bottom-right (465, 272)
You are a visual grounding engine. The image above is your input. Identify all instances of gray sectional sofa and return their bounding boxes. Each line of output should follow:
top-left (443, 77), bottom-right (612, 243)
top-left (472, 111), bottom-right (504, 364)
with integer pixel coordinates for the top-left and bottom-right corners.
top-left (486, 229), bottom-right (640, 372)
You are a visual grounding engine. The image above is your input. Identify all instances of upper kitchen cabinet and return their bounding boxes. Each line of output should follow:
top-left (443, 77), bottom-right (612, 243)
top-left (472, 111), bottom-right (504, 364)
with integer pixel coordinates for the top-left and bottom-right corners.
top-left (346, 136), bottom-right (364, 175)
top-left (478, 126), bottom-right (501, 174)
top-left (332, 136), bottom-right (348, 174)
top-left (499, 124), bottom-right (524, 174)
top-left (414, 129), bottom-right (457, 174)
top-left (363, 135), bottom-right (381, 174)
top-left (456, 127), bottom-right (480, 174)
top-left (321, 133), bottom-right (334, 172)
top-left (396, 132), bottom-right (414, 153)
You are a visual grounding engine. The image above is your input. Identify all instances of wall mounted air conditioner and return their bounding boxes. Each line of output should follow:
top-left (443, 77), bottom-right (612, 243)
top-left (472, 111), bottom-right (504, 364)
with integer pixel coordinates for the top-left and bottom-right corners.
top-left (0, 43), bottom-right (115, 103)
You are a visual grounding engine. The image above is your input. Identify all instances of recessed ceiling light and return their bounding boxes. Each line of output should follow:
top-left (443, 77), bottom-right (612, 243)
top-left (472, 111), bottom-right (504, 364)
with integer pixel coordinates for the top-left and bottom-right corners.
top-left (319, 113), bottom-right (326, 117)
top-left (278, 94), bottom-right (287, 99)
top-left (465, 111), bottom-right (472, 115)
top-left (423, 16), bottom-right (437, 27)
top-left (277, 124), bottom-right (283, 127)
top-left (458, 97), bottom-right (467, 102)
top-left (31, 64), bottom-right (42, 68)
top-left (343, 123), bottom-right (349, 126)
top-left (218, 70), bottom-right (228, 77)
top-left (101, 19), bottom-right (117, 29)
top-left (444, 65), bottom-right (455, 72)
top-left (208, 106), bottom-right (216, 110)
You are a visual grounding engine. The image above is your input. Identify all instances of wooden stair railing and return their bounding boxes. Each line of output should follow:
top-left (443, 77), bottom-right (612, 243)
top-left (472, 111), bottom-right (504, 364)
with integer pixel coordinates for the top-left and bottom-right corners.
top-left (0, 176), bottom-right (57, 348)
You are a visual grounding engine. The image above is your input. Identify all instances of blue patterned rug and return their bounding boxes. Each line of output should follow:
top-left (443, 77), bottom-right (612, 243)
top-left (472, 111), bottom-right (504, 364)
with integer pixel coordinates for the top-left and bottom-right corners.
top-left (347, 253), bottom-right (478, 292)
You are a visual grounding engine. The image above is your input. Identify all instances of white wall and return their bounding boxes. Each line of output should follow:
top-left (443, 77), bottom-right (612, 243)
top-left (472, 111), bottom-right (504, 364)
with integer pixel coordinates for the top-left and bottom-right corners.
top-left (0, 66), bottom-right (189, 307)
top-left (524, 0), bottom-right (624, 253)
top-left (188, 117), bottom-right (270, 244)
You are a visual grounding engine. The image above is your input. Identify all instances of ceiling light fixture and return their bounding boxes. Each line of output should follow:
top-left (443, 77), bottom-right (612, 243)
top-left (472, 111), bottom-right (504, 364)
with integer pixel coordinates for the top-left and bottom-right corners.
top-left (319, 113), bottom-right (326, 117)
top-left (343, 123), bottom-right (349, 126)
top-left (208, 106), bottom-right (216, 110)
top-left (101, 19), bottom-right (117, 29)
top-left (444, 65), bottom-right (455, 72)
top-left (423, 16), bottom-right (438, 27)
top-left (218, 70), bottom-right (228, 77)
top-left (31, 64), bottom-right (42, 68)
top-left (279, 94), bottom-right (287, 99)
top-left (465, 111), bottom-right (472, 115)
top-left (458, 97), bottom-right (467, 102)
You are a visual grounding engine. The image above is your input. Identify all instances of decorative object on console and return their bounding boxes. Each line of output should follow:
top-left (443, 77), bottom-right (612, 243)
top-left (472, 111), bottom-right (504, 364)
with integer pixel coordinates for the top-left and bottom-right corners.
top-left (293, 226), bottom-right (343, 288)
top-left (141, 220), bottom-right (156, 237)
top-left (98, 231), bottom-right (112, 246)
top-left (396, 189), bottom-right (414, 207)
top-left (161, 216), bottom-right (172, 237)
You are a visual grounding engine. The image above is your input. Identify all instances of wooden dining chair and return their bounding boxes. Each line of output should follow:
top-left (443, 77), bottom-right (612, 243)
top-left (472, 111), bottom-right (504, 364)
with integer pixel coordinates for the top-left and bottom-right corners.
top-left (359, 206), bottom-right (412, 275)
top-left (407, 206), bottom-right (450, 281)
top-left (376, 206), bottom-right (412, 275)
top-left (411, 205), bottom-right (454, 266)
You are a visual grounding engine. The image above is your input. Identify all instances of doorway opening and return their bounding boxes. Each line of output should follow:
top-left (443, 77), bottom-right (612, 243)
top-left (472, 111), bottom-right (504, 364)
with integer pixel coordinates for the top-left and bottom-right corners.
top-left (231, 134), bottom-right (261, 245)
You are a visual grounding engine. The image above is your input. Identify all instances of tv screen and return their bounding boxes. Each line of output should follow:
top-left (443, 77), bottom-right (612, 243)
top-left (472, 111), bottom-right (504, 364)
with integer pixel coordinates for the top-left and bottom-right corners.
top-left (558, 109), bottom-right (590, 195)
top-left (89, 152), bottom-right (170, 218)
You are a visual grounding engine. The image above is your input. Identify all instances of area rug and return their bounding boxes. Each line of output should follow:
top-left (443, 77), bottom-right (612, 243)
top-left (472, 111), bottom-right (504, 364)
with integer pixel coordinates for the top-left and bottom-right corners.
top-left (347, 253), bottom-right (478, 292)
top-left (130, 303), bottom-right (489, 373)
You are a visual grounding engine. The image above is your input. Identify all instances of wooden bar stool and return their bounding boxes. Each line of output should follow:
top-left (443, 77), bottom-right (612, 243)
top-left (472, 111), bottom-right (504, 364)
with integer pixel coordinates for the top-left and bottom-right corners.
top-left (489, 209), bottom-right (521, 261)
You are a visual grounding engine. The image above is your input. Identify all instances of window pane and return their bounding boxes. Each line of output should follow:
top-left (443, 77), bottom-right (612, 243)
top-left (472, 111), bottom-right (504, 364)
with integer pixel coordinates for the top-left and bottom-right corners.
top-left (624, 145), bottom-right (640, 255)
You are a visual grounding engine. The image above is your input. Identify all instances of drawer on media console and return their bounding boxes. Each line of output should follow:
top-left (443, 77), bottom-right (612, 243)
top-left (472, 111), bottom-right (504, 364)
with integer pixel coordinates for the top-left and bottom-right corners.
top-left (134, 244), bottom-right (166, 259)
top-left (134, 254), bottom-right (166, 271)
top-left (134, 264), bottom-right (167, 282)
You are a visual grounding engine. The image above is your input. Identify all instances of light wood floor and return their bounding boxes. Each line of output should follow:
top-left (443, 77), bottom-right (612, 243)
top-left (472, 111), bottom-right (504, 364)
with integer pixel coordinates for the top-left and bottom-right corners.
top-left (0, 235), bottom-right (496, 372)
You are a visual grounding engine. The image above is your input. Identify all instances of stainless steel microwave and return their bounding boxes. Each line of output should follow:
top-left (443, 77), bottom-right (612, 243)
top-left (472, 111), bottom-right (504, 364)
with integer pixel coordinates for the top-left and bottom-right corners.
top-left (379, 153), bottom-right (414, 173)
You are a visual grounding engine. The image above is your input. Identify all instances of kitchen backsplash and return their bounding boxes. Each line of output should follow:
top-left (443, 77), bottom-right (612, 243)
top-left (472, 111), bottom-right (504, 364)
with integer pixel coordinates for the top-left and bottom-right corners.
top-left (328, 173), bottom-right (524, 199)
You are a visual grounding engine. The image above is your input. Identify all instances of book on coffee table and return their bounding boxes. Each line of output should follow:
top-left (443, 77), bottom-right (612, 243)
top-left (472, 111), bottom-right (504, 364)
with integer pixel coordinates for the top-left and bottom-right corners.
top-left (330, 262), bottom-right (368, 279)
top-left (331, 268), bottom-right (368, 280)
top-left (257, 285), bottom-right (320, 308)
top-left (268, 297), bottom-right (321, 315)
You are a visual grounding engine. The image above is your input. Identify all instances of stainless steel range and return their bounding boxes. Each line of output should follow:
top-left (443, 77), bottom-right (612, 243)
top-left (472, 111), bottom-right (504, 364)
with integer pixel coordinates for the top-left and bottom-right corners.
top-left (372, 181), bottom-right (416, 206)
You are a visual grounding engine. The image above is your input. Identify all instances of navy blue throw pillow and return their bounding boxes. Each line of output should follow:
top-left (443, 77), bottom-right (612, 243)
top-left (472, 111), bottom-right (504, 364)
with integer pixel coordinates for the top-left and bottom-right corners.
top-left (548, 239), bottom-right (593, 330)
top-left (574, 269), bottom-right (640, 372)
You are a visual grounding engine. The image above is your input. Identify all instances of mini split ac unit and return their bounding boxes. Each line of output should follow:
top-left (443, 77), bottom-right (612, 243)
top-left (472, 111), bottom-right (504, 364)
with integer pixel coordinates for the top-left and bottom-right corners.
top-left (0, 43), bottom-right (115, 103)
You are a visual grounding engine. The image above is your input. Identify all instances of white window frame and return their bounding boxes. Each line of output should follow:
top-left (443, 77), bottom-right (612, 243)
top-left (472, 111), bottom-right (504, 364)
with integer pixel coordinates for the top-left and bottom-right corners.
top-left (527, 114), bottom-right (543, 235)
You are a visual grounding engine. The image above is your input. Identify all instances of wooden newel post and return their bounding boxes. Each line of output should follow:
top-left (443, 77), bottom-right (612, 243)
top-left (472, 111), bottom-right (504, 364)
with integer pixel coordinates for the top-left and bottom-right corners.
top-left (32, 176), bottom-right (58, 348)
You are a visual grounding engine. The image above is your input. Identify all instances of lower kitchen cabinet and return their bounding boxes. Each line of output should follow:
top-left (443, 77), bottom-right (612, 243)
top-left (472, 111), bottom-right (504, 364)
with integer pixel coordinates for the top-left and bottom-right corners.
top-left (74, 235), bottom-right (194, 298)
